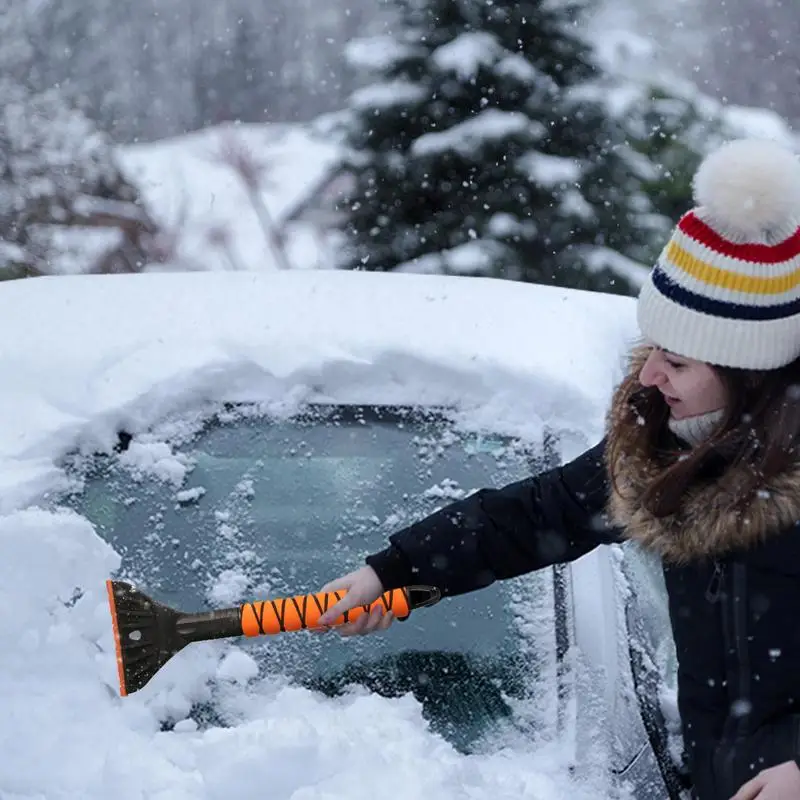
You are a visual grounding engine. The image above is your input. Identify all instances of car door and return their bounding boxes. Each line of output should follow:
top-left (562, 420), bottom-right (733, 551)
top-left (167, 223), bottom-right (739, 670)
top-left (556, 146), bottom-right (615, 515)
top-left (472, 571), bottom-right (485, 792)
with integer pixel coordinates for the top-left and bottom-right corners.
top-left (558, 535), bottom-right (689, 798)
top-left (569, 540), bottom-right (688, 798)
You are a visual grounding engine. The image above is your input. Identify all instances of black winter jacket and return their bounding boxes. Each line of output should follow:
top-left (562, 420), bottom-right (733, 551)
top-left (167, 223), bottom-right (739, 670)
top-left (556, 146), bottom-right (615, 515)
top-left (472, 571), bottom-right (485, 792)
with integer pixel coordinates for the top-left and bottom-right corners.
top-left (366, 437), bottom-right (800, 800)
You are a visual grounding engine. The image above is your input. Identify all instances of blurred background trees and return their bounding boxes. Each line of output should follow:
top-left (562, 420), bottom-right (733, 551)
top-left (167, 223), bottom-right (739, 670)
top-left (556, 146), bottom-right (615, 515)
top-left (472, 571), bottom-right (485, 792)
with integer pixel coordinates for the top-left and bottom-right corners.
top-left (1, 0), bottom-right (796, 291)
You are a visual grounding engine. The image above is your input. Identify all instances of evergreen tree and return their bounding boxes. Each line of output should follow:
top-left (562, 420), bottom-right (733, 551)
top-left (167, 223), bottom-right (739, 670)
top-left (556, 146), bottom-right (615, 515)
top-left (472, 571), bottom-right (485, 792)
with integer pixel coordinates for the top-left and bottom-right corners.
top-left (333, 0), bottom-right (695, 293)
top-left (589, 26), bottom-right (782, 274)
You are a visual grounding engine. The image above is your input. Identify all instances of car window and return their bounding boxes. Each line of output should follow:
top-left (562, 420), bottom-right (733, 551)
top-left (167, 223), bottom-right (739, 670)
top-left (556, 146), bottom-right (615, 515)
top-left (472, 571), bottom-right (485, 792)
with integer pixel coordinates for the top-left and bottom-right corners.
top-left (619, 541), bottom-right (685, 793)
top-left (622, 543), bottom-right (677, 684)
top-left (62, 405), bottom-right (553, 752)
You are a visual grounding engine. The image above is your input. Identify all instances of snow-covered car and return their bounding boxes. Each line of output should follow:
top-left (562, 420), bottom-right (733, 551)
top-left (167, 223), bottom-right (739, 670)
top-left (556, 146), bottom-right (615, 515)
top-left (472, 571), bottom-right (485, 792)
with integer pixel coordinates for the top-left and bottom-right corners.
top-left (0, 270), bottom-right (685, 799)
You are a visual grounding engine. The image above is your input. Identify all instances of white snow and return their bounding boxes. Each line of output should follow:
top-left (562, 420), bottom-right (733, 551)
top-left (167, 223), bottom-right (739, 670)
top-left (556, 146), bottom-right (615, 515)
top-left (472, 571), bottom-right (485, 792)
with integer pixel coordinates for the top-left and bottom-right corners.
top-left (495, 53), bottom-right (551, 87)
top-left (517, 152), bottom-right (582, 187)
top-left (559, 188), bottom-right (595, 222)
top-left (34, 226), bottom-right (124, 275)
top-left (583, 247), bottom-right (650, 288)
top-left (432, 32), bottom-right (502, 80)
top-left (0, 269), bottom-right (640, 798)
top-left (0, 240), bottom-right (28, 269)
top-left (721, 105), bottom-right (799, 146)
top-left (207, 568), bottom-right (251, 606)
top-left (487, 213), bottom-right (529, 238)
top-left (175, 486), bottom-right (207, 505)
top-left (397, 240), bottom-right (514, 277)
top-left (344, 36), bottom-right (425, 72)
top-left (350, 80), bottom-right (428, 110)
top-left (117, 441), bottom-right (193, 487)
top-left (412, 110), bottom-right (542, 158)
top-left (216, 649), bottom-right (259, 685)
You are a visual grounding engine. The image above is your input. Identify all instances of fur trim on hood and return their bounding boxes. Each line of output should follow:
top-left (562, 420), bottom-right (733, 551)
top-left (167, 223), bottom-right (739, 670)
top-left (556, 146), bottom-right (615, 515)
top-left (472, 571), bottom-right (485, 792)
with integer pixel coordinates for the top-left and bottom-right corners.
top-left (605, 346), bottom-right (800, 564)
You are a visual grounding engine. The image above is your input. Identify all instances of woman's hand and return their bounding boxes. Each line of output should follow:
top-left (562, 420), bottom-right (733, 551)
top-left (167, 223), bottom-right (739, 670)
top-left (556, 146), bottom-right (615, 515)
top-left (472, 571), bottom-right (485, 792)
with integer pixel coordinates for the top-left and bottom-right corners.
top-left (315, 566), bottom-right (395, 636)
top-left (731, 760), bottom-right (800, 800)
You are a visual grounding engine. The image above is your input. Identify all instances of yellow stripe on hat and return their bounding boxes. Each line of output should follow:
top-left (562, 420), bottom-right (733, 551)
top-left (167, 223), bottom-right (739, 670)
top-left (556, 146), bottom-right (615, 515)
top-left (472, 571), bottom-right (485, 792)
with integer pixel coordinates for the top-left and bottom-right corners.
top-left (665, 241), bottom-right (800, 296)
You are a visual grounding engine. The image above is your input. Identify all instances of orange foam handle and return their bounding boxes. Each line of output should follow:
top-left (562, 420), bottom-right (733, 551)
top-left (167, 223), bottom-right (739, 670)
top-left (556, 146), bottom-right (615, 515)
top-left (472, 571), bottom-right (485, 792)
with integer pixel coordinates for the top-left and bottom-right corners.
top-left (239, 588), bottom-right (411, 636)
top-left (105, 579), bottom-right (128, 697)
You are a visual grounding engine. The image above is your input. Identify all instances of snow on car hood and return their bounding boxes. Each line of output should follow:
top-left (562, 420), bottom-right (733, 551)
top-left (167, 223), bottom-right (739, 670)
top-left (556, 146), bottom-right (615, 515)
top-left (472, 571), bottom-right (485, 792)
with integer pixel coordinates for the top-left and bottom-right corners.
top-left (0, 270), bottom-right (638, 799)
top-left (0, 270), bottom-right (636, 511)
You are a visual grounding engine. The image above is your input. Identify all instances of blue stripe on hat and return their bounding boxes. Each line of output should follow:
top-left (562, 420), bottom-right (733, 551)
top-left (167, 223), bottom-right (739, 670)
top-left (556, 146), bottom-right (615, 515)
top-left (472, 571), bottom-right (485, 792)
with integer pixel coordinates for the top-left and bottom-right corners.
top-left (651, 267), bottom-right (800, 322)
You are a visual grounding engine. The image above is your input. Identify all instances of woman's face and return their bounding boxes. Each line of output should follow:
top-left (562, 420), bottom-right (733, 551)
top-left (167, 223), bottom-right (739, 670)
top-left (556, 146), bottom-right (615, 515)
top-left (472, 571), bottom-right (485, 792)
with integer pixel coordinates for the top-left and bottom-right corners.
top-left (639, 347), bottom-right (727, 420)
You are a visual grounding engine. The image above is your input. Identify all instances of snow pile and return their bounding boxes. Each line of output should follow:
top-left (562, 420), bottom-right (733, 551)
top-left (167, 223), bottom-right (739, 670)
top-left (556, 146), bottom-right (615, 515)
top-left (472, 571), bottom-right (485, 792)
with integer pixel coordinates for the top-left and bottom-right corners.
top-left (0, 270), bottom-right (639, 798)
top-left (0, 271), bottom-right (636, 514)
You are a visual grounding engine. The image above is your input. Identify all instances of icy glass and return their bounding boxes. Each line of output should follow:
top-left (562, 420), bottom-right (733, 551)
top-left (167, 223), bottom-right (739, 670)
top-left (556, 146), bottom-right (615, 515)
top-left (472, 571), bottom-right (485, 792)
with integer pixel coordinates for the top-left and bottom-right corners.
top-left (621, 544), bottom-right (677, 686)
top-left (619, 541), bottom-right (681, 786)
top-left (66, 406), bottom-right (554, 751)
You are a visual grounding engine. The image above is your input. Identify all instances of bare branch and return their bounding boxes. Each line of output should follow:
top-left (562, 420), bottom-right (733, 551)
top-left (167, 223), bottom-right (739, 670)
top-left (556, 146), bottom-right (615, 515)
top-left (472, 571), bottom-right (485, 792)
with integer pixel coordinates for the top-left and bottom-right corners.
top-left (211, 130), bottom-right (293, 270)
top-left (207, 224), bottom-right (244, 271)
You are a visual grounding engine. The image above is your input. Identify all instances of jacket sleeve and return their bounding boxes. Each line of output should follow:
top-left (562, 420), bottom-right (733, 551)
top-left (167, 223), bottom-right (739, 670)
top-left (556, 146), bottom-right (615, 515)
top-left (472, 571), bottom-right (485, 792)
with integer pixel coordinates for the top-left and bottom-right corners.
top-left (365, 438), bottom-right (619, 597)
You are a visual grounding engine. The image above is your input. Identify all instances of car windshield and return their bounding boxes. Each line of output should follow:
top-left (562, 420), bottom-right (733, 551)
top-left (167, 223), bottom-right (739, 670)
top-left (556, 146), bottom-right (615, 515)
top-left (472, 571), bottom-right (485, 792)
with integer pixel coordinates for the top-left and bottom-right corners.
top-left (63, 405), bottom-right (554, 752)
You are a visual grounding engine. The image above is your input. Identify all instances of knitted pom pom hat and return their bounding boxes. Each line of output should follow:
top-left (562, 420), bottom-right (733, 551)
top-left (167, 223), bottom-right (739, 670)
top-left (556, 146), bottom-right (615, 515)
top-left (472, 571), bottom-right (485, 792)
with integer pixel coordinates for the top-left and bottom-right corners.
top-left (637, 139), bottom-right (800, 369)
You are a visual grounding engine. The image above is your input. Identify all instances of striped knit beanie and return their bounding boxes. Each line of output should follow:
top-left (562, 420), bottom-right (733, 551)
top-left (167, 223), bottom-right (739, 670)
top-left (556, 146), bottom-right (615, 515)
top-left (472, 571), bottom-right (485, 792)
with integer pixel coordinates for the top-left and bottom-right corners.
top-left (637, 139), bottom-right (800, 369)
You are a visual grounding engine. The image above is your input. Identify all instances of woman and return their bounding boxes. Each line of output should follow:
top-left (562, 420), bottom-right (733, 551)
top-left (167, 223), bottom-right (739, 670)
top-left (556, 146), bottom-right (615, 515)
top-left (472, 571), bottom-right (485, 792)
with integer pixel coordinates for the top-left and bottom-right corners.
top-left (317, 139), bottom-right (800, 800)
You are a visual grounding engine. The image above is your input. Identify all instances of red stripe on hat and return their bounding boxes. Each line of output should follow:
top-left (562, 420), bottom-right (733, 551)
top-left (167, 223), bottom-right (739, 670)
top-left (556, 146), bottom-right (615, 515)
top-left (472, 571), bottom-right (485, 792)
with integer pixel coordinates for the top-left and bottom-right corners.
top-left (679, 211), bottom-right (800, 264)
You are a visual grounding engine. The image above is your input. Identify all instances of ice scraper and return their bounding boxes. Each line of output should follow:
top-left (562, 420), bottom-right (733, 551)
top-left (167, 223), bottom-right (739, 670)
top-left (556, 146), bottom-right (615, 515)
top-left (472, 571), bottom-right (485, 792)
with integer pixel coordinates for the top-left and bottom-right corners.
top-left (105, 579), bottom-right (441, 696)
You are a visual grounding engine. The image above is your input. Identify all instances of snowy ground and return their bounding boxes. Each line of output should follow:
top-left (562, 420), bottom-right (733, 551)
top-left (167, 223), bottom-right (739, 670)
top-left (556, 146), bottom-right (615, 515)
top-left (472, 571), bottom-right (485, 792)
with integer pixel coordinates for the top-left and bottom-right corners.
top-left (118, 122), bottom-right (343, 274)
top-left (0, 270), bottom-right (639, 799)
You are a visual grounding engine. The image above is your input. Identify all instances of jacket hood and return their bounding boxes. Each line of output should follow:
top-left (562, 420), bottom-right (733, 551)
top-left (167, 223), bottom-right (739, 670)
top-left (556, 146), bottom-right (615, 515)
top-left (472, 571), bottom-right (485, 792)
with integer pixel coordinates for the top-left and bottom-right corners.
top-left (605, 345), bottom-right (800, 563)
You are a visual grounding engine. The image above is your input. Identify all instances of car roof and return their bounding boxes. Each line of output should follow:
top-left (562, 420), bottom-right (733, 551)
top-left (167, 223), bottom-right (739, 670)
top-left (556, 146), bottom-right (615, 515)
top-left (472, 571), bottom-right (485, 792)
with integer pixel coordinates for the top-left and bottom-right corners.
top-left (0, 271), bottom-right (636, 511)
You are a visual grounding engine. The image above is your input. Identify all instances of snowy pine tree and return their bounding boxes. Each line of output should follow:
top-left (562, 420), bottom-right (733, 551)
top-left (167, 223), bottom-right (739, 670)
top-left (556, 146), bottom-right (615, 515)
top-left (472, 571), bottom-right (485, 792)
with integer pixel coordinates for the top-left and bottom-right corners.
top-left (582, 18), bottom-right (779, 277)
top-left (333, 0), bottom-right (694, 293)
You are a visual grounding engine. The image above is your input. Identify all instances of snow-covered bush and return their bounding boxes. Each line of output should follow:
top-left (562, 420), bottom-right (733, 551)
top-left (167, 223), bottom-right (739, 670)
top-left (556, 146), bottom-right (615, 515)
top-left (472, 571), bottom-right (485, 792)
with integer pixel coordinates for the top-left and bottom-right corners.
top-left (0, 80), bottom-right (159, 279)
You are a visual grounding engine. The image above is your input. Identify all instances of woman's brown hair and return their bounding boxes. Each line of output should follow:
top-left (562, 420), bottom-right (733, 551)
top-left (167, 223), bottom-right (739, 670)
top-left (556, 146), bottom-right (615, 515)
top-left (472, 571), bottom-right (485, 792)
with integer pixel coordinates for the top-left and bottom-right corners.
top-left (609, 348), bottom-right (800, 517)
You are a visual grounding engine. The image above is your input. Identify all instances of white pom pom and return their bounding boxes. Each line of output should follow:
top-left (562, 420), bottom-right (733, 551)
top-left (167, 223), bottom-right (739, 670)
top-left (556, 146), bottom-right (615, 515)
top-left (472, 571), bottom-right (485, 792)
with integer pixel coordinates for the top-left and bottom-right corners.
top-left (692, 139), bottom-right (800, 241)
